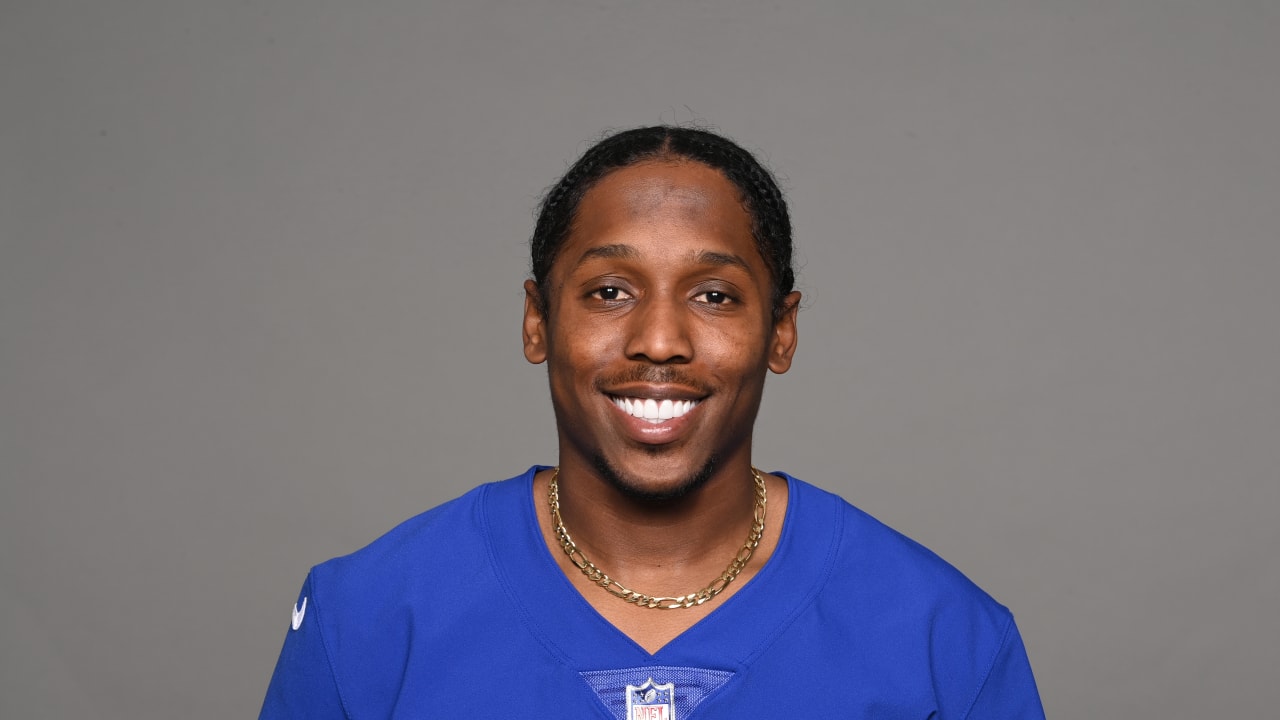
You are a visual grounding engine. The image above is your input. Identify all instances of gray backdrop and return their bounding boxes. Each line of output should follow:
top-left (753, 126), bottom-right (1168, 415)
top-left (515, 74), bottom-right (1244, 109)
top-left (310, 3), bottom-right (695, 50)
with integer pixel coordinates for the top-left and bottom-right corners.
top-left (3, 1), bottom-right (1277, 717)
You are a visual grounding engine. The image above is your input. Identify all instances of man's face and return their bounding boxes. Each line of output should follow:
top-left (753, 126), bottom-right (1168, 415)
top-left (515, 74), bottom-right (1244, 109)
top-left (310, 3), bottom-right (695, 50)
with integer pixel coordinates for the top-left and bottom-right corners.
top-left (523, 160), bottom-right (800, 499)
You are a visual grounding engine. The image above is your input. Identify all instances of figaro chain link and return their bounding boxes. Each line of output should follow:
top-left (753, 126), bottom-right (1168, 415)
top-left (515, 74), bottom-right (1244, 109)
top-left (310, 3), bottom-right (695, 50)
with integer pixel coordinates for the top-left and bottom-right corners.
top-left (548, 467), bottom-right (767, 609)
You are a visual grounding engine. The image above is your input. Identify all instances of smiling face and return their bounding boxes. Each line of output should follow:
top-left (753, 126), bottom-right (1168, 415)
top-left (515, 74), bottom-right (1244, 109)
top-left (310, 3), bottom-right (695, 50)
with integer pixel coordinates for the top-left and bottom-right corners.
top-left (523, 159), bottom-right (800, 499)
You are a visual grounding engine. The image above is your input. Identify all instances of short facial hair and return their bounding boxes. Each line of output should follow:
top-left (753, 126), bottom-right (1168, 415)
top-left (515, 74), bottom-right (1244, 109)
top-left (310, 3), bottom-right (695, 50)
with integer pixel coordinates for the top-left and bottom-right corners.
top-left (590, 452), bottom-right (719, 503)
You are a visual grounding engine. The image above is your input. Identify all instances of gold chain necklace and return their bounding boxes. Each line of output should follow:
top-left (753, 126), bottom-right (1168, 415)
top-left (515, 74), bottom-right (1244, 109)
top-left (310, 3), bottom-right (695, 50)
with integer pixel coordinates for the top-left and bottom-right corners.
top-left (547, 467), bottom-right (767, 609)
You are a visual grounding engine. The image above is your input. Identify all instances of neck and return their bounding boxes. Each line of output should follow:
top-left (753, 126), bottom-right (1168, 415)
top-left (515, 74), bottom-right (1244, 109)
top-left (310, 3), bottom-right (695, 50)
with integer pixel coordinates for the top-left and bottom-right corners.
top-left (547, 457), bottom-right (762, 588)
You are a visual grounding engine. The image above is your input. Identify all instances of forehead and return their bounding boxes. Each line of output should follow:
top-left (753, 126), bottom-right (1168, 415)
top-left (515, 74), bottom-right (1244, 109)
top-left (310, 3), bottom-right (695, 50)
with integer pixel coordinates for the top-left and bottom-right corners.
top-left (582, 159), bottom-right (743, 222)
top-left (559, 160), bottom-right (757, 267)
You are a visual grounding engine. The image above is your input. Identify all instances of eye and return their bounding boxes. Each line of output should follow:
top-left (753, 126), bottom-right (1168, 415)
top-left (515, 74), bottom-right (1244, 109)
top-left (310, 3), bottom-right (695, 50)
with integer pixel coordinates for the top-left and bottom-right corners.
top-left (694, 290), bottom-right (734, 305)
top-left (589, 286), bottom-right (632, 302)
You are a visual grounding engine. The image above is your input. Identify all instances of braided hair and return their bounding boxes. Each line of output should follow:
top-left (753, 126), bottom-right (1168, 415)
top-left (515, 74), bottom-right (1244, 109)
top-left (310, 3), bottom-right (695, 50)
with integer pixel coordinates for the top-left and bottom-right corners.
top-left (530, 126), bottom-right (796, 320)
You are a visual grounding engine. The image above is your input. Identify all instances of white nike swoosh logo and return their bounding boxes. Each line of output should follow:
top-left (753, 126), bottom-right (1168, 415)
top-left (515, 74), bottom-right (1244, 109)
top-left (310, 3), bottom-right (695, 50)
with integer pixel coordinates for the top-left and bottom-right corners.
top-left (291, 596), bottom-right (307, 630)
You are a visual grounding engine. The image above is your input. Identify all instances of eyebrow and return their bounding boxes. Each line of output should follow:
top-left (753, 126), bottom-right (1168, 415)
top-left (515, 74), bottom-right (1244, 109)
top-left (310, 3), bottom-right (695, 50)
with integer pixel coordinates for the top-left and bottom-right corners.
top-left (574, 245), bottom-right (753, 274)
top-left (694, 250), bottom-right (752, 274)
top-left (575, 244), bottom-right (640, 266)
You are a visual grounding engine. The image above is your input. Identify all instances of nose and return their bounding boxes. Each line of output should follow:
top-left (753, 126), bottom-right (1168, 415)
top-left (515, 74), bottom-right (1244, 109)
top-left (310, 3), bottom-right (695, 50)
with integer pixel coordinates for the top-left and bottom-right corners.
top-left (624, 295), bottom-right (693, 364)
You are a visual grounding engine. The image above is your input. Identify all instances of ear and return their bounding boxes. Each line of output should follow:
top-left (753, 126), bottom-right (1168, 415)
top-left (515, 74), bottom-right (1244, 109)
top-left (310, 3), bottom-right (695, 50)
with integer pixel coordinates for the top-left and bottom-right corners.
top-left (767, 291), bottom-right (801, 374)
top-left (522, 279), bottom-right (548, 364)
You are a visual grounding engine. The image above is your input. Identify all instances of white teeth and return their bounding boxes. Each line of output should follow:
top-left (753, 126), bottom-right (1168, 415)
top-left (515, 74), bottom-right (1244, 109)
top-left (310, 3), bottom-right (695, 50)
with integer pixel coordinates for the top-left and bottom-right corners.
top-left (611, 396), bottom-right (698, 423)
top-left (658, 399), bottom-right (674, 420)
top-left (644, 399), bottom-right (659, 419)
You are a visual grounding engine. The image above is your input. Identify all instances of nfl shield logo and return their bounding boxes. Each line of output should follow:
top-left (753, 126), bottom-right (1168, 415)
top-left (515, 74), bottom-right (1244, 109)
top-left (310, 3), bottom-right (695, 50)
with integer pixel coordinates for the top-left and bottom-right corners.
top-left (626, 678), bottom-right (676, 720)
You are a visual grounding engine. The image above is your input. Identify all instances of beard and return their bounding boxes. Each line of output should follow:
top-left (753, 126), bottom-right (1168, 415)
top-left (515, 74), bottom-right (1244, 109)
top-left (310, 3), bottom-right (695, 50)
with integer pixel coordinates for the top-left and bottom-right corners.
top-left (589, 452), bottom-right (719, 503)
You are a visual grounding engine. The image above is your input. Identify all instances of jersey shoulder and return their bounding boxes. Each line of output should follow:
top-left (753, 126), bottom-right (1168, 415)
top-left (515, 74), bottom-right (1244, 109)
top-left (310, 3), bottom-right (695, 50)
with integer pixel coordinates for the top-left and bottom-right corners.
top-left (787, 475), bottom-right (1011, 623)
top-left (306, 469), bottom-right (534, 623)
top-left (779, 476), bottom-right (1040, 717)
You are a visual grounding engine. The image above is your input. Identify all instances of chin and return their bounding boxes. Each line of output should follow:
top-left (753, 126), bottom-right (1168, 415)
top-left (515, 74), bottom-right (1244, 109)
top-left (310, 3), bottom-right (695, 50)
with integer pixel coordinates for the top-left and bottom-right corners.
top-left (591, 453), bottom-right (719, 502)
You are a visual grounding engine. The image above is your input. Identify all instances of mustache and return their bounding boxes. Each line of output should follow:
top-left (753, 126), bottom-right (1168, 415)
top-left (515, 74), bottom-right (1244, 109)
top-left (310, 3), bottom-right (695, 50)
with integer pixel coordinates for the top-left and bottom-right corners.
top-left (596, 365), bottom-right (713, 395)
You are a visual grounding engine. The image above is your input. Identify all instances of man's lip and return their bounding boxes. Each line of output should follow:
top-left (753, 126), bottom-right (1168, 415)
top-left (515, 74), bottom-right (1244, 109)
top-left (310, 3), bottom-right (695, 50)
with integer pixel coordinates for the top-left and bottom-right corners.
top-left (601, 383), bottom-right (708, 402)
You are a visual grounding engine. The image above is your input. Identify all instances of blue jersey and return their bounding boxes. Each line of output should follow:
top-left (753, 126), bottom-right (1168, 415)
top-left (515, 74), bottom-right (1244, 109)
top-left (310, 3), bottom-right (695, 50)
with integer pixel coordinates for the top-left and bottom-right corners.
top-left (260, 467), bottom-right (1044, 719)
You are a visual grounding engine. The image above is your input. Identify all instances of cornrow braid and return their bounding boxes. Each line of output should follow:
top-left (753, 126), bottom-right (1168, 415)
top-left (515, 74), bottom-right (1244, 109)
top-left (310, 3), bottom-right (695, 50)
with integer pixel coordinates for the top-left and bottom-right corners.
top-left (530, 126), bottom-right (796, 319)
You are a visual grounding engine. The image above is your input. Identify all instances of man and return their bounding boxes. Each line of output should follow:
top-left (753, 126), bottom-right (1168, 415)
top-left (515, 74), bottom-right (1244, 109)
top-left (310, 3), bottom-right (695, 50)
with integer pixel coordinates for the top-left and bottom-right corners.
top-left (260, 127), bottom-right (1045, 718)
